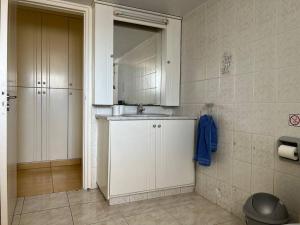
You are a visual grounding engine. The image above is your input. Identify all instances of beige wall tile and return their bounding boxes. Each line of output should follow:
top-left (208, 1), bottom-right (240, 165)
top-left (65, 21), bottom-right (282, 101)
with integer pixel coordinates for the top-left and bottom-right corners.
top-left (235, 73), bottom-right (253, 103)
top-left (277, 0), bottom-right (300, 33)
top-left (181, 81), bottom-right (205, 104)
top-left (252, 134), bottom-right (275, 168)
top-left (254, 36), bottom-right (277, 72)
top-left (219, 76), bottom-right (235, 104)
top-left (274, 172), bottom-right (300, 213)
top-left (253, 70), bottom-right (277, 103)
top-left (217, 180), bottom-right (232, 210)
top-left (233, 132), bottom-right (252, 163)
top-left (251, 165), bottom-right (274, 194)
top-left (232, 160), bottom-right (251, 192)
top-left (254, 0), bottom-right (278, 40)
top-left (231, 187), bottom-right (250, 219)
top-left (234, 104), bottom-right (254, 133)
top-left (277, 66), bottom-right (300, 103)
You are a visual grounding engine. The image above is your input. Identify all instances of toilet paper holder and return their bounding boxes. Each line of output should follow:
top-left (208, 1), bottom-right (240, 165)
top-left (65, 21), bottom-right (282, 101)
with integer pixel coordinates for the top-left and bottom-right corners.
top-left (278, 136), bottom-right (300, 163)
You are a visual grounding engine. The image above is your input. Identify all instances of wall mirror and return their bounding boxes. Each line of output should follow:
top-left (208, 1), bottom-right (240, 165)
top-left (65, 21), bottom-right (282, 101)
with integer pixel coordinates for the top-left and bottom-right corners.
top-left (113, 21), bottom-right (162, 105)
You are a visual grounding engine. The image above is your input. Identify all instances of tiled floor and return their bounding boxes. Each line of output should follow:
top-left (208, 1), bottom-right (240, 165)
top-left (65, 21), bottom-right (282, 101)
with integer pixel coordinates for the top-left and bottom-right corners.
top-left (13, 189), bottom-right (245, 225)
top-left (17, 165), bottom-right (82, 197)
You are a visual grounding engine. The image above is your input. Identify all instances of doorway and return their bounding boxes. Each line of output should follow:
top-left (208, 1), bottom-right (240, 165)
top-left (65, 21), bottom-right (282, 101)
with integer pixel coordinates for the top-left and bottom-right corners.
top-left (2, 0), bottom-right (92, 224)
top-left (14, 6), bottom-right (83, 197)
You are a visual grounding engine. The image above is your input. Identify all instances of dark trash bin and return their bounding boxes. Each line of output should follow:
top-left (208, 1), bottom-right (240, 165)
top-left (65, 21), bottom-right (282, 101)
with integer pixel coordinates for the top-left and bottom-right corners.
top-left (243, 193), bottom-right (289, 225)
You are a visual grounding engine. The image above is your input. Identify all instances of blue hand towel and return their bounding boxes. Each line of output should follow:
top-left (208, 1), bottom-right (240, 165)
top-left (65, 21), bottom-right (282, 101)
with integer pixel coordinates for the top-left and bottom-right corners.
top-left (194, 115), bottom-right (218, 166)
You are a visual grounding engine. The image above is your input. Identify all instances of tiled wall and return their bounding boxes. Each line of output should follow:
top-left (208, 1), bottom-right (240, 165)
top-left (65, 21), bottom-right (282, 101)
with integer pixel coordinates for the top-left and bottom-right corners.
top-left (116, 34), bottom-right (161, 105)
top-left (180, 0), bottom-right (300, 221)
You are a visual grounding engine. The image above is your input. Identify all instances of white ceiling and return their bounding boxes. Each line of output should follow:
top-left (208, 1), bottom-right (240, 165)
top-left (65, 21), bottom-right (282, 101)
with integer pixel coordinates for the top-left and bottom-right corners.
top-left (63, 0), bottom-right (206, 17)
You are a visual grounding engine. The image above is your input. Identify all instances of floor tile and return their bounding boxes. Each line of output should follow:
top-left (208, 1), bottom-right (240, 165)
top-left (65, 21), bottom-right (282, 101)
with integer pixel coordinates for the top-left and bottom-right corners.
top-left (19, 207), bottom-right (73, 225)
top-left (90, 217), bottom-right (129, 225)
top-left (118, 199), bottom-right (162, 217)
top-left (125, 210), bottom-right (180, 225)
top-left (17, 168), bottom-right (53, 197)
top-left (71, 202), bottom-right (120, 225)
top-left (219, 218), bottom-right (245, 225)
top-left (12, 215), bottom-right (21, 225)
top-left (165, 203), bottom-right (235, 225)
top-left (22, 192), bottom-right (69, 214)
top-left (67, 189), bottom-right (105, 205)
top-left (52, 165), bottom-right (82, 192)
top-left (14, 198), bottom-right (24, 215)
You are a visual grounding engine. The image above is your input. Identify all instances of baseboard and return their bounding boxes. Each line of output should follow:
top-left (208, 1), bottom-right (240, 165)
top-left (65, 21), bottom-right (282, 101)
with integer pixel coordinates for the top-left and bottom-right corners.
top-left (18, 158), bottom-right (82, 170)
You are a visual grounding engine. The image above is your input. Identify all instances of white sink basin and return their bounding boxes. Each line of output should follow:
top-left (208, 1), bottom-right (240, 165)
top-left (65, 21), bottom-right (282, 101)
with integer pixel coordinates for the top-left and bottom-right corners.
top-left (122, 114), bottom-right (170, 117)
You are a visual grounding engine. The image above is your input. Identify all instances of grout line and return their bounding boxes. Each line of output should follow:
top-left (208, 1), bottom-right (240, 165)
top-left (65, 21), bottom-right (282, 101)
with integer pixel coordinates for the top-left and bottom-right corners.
top-left (66, 191), bottom-right (75, 225)
top-left (50, 166), bottom-right (55, 193)
top-left (20, 198), bottom-right (24, 215)
top-left (20, 205), bottom-right (70, 215)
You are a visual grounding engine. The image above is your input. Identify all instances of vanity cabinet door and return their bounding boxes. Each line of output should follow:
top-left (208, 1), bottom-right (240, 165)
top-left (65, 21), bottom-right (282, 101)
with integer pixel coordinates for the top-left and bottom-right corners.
top-left (109, 121), bottom-right (155, 196)
top-left (93, 4), bottom-right (114, 105)
top-left (156, 120), bottom-right (195, 188)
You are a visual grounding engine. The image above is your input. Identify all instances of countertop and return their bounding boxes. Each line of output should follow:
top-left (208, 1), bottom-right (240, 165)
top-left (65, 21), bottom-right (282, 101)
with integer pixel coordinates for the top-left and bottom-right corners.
top-left (95, 114), bottom-right (198, 121)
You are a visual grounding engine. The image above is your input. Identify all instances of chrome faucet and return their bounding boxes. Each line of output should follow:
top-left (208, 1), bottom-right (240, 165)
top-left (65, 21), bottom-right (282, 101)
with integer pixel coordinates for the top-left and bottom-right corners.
top-left (137, 104), bottom-right (145, 114)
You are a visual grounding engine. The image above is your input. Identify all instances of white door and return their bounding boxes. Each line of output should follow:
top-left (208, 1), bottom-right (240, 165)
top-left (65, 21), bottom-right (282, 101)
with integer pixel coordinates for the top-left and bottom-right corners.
top-left (69, 17), bottom-right (83, 90)
top-left (68, 89), bottom-right (82, 159)
top-left (1, 0), bottom-right (17, 224)
top-left (44, 88), bottom-right (69, 160)
top-left (42, 13), bottom-right (69, 89)
top-left (110, 121), bottom-right (155, 196)
top-left (156, 120), bottom-right (195, 188)
top-left (18, 87), bottom-right (42, 162)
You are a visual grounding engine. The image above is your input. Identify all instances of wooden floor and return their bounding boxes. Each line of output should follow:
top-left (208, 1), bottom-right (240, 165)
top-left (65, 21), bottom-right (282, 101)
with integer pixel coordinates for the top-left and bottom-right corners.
top-left (17, 162), bottom-right (82, 197)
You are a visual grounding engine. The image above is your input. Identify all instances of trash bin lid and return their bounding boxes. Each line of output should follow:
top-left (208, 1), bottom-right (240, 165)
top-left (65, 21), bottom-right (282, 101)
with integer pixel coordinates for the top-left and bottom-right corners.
top-left (243, 193), bottom-right (289, 225)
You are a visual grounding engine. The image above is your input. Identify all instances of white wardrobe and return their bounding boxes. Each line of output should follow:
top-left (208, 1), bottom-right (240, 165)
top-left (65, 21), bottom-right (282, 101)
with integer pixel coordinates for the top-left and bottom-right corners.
top-left (17, 8), bottom-right (83, 163)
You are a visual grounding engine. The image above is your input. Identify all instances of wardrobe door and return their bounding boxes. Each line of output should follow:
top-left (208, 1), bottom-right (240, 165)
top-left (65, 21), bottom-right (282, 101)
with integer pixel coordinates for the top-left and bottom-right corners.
top-left (44, 88), bottom-right (69, 160)
top-left (69, 18), bottom-right (83, 90)
top-left (18, 87), bottom-right (42, 162)
top-left (42, 13), bottom-right (69, 89)
top-left (68, 89), bottom-right (82, 159)
top-left (17, 8), bottom-right (42, 88)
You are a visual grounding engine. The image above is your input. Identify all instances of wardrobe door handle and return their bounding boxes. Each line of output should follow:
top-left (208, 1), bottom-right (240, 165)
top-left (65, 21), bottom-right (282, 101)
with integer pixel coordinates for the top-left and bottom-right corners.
top-left (158, 124), bottom-right (161, 128)
top-left (153, 124), bottom-right (156, 128)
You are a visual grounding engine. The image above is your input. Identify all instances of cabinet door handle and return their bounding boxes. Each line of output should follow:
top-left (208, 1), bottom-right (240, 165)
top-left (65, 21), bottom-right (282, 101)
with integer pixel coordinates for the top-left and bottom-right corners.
top-left (153, 124), bottom-right (156, 128)
top-left (42, 91), bottom-right (46, 95)
top-left (37, 91), bottom-right (41, 95)
top-left (69, 92), bottom-right (72, 95)
top-left (42, 81), bottom-right (46, 85)
top-left (167, 60), bottom-right (171, 64)
top-left (37, 81), bottom-right (41, 85)
top-left (158, 124), bottom-right (161, 128)
top-left (69, 83), bottom-right (72, 86)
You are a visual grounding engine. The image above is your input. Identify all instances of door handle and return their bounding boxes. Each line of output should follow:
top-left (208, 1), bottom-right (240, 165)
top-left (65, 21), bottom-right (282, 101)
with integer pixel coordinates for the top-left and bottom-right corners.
top-left (7, 93), bottom-right (17, 101)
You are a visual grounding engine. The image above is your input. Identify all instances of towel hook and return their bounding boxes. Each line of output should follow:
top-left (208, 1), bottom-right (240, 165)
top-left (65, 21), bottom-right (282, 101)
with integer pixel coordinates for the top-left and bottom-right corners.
top-left (205, 103), bottom-right (214, 115)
